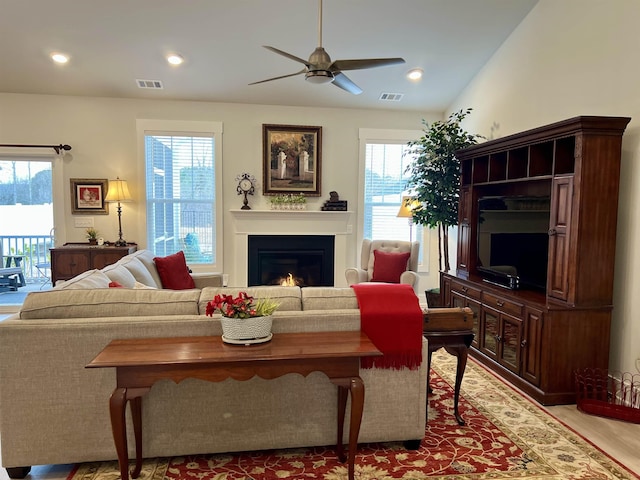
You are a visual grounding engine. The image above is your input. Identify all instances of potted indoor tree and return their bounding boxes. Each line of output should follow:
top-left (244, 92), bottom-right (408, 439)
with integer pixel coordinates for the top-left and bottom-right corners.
top-left (405, 108), bottom-right (483, 278)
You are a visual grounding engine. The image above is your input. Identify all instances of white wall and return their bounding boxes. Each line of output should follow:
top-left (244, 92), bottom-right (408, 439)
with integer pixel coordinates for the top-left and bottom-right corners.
top-left (0, 92), bottom-right (442, 292)
top-left (449, 0), bottom-right (640, 374)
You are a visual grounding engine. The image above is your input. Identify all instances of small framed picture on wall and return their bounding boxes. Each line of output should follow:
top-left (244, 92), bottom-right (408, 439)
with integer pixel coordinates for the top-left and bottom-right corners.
top-left (70, 178), bottom-right (109, 214)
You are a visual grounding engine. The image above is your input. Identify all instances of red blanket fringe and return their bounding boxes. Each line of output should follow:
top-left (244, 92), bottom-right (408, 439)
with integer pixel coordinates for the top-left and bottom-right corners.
top-left (352, 283), bottom-right (423, 370)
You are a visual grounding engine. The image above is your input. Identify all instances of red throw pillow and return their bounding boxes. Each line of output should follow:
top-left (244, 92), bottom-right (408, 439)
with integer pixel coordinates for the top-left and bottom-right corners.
top-left (108, 281), bottom-right (124, 288)
top-left (371, 250), bottom-right (411, 283)
top-left (153, 251), bottom-right (196, 290)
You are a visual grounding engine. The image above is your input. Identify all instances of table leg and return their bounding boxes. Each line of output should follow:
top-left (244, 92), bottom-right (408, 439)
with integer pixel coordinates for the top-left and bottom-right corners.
top-left (336, 384), bottom-right (348, 462)
top-left (426, 350), bottom-right (434, 394)
top-left (130, 396), bottom-right (143, 478)
top-left (109, 388), bottom-right (131, 480)
top-left (333, 377), bottom-right (365, 480)
top-left (346, 377), bottom-right (364, 480)
top-left (445, 345), bottom-right (468, 426)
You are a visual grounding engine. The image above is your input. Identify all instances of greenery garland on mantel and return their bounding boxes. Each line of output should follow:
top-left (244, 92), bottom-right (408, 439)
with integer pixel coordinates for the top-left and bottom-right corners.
top-left (269, 193), bottom-right (307, 210)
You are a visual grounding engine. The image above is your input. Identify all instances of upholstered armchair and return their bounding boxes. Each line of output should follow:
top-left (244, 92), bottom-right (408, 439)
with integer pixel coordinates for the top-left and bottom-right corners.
top-left (345, 239), bottom-right (420, 289)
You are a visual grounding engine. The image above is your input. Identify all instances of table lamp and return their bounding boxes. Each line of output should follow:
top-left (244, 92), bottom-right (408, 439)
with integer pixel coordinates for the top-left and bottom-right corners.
top-left (397, 196), bottom-right (419, 243)
top-left (105, 177), bottom-right (133, 247)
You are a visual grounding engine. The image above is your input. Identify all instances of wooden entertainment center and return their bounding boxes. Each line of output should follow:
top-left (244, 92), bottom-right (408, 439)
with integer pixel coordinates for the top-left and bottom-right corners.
top-left (441, 116), bottom-right (631, 405)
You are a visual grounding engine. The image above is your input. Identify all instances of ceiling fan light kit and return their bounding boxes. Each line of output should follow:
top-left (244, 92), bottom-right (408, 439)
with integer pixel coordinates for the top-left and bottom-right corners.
top-left (249, 0), bottom-right (405, 95)
top-left (305, 70), bottom-right (334, 84)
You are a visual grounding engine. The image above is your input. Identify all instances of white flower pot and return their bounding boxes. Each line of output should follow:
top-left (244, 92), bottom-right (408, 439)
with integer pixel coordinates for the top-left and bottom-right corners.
top-left (221, 315), bottom-right (273, 343)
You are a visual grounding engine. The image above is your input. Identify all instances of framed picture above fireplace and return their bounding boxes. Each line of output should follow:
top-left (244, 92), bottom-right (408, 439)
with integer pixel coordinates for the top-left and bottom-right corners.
top-left (262, 124), bottom-right (322, 196)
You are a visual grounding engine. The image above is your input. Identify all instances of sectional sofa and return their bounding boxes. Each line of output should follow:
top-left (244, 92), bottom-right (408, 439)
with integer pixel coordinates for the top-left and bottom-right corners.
top-left (0, 249), bottom-right (428, 477)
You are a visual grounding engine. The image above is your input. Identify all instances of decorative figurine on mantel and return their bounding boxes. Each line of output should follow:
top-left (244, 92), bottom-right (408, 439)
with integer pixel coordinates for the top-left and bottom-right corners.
top-left (321, 191), bottom-right (347, 211)
top-left (236, 173), bottom-right (256, 210)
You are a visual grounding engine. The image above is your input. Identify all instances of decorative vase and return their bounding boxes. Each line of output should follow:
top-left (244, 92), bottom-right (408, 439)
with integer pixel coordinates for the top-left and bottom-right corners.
top-left (221, 315), bottom-right (273, 344)
top-left (88, 238), bottom-right (98, 245)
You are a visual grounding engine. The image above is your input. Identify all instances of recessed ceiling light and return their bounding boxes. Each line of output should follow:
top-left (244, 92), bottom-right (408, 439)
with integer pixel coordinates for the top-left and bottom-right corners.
top-left (407, 68), bottom-right (423, 81)
top-left (50, 52), bottom-right (69, 64)
top-left (166, 54), bottom-right (184, 66)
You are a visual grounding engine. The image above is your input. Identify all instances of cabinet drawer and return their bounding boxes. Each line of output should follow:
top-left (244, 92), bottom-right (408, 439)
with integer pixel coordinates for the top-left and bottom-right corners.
top-left (450, 279), bottom-right (481, 300)
top-left (482, 292), bottom-right (523, 317)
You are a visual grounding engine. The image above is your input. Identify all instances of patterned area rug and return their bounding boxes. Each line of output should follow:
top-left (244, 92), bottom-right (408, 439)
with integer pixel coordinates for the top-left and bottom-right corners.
top-left (68, 351), bottom-right (638, 480)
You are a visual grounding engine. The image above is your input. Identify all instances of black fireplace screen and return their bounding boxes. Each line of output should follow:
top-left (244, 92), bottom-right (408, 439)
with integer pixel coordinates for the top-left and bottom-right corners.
top-left (247, 235), bottom-right (335, 287)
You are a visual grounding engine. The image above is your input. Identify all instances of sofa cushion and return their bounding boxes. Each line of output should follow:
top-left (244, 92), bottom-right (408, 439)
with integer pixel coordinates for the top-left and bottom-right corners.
top-left (53, 269), bottom-right (111, 290)
top-left (102, 263), bottom-right (137, 288)
top-left (301, 287), bottom-right (359, 310)
top-left (116, 256), bottom-right (158, 287)
top-left (19, 288), bottom-right (201, 319)
top-left (371, 250), bottom-right (411, 283)
top-left (154, 251), bottom-right (196, 290)
top-left (129, 249), bottom-right (163, 288)
top-left (199, 286), bottom-right (302, 314)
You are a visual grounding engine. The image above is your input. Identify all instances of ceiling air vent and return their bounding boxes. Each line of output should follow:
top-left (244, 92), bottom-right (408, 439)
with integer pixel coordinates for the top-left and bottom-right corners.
top-left (136, 79), bottom-right (164, 89)
top-left (379, 92), bottom-right (404, 102)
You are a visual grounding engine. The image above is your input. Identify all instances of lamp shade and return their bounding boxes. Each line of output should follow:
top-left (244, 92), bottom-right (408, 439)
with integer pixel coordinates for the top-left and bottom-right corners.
top-left (397, 196), bottom-right (418, 218)
top-left (105, 178), bottom-right (132, 203)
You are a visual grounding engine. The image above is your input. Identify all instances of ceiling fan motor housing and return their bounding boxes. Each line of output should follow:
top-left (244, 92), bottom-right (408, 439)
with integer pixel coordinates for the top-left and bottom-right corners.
top-left (305, 70), bottom-right (334, 84)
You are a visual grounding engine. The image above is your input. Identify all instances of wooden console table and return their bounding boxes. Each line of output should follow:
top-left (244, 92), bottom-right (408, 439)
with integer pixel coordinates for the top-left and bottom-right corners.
top-left (423, 307), bottom-right (475, 425)
top-left (50, 243), bottom-right (136, 285)
top-left (86, 331), bottom-right (381, 480)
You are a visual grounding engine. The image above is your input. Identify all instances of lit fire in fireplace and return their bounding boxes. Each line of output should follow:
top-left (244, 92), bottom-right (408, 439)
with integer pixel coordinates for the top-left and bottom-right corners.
top-left (280, 273), bottom-right (297, 287)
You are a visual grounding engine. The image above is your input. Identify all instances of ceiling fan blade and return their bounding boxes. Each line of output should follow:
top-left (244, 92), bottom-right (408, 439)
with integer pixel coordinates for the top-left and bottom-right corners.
top-left (263, 46), bottom-right (311, 67)
top-left (331, 57), bottom-right (406, 71)
top-left (249, 69), bottom-right (306, 86)
top-left (332, 72), bottom-right (363, 95)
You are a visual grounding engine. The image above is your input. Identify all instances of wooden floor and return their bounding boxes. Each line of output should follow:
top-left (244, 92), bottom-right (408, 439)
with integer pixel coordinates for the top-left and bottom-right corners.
top-left (545, 403), bottom-right (640, 476)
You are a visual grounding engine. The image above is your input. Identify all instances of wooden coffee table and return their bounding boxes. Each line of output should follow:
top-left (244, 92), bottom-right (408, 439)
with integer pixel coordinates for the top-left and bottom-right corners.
top-left (86, 331), bottom-right (381, 480)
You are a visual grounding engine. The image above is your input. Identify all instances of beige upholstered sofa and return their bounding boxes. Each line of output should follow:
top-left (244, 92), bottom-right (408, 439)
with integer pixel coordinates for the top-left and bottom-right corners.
top-left (0, 250), bottom-right (428, 477)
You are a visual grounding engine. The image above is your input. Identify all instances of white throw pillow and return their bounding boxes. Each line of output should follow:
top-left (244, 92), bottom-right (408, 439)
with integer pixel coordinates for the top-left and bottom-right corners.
top-left (53, 269), bottom-right (111, 290)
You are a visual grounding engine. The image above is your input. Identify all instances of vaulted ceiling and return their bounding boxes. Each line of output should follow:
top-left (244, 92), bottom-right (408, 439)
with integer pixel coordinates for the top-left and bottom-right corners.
top-left (0, 0), bottom-right (537, 112)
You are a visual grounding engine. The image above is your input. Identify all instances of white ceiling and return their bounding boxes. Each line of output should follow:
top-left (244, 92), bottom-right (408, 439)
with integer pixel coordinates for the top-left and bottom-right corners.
top-left (0, 0), bottom-right (537, 113)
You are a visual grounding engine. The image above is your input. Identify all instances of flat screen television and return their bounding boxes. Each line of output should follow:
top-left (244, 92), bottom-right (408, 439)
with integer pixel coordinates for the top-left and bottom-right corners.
top-left (476, 196), bottom-right (551, 291)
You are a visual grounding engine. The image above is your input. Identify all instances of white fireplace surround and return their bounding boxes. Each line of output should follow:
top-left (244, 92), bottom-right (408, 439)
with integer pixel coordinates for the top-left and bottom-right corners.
top-left (229, 210), bottom-right (354, 287)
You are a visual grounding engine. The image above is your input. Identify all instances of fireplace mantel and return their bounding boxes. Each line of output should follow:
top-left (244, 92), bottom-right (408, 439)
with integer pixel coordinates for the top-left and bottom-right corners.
top-left (229, 209), bottom-right (354, 286)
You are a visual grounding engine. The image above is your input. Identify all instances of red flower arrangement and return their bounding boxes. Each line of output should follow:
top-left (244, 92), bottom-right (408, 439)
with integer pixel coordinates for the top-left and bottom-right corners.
top-left (205, 292), bottom-right (279, 319)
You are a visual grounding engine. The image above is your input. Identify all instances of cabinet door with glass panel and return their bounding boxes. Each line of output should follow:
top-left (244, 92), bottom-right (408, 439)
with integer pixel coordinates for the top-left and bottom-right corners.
top-left (480, 306), bottom-right (522, 374)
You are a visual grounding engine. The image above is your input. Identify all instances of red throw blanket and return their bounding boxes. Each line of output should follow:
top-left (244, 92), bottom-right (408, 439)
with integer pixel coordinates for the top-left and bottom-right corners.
top-left (351, 283), bottom-right (423, 370)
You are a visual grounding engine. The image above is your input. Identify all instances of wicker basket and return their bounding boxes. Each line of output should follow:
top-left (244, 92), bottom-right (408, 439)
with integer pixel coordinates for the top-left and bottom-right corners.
top-left (221, 315), bottom-right (272, 341)
top-left (575, 368), bottom-right (640, 424)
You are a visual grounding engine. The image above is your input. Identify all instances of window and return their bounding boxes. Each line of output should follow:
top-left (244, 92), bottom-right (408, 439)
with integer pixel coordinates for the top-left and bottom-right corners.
top-left (358, 128), bottom-right (430, 271)
top-left (363, 142), bottom-right (416, 241)
top-left (138, 120), bottom-right (223, 271)
top-left (0, 156), bottom-right (55, 283)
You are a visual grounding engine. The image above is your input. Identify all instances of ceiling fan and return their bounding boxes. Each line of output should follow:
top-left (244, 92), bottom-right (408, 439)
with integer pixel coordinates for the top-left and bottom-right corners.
top-left (249, 0), bottom-right (405, 95)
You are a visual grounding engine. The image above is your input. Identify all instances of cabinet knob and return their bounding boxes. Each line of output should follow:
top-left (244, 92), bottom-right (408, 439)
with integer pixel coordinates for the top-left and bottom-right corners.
top-left (496, 300), bottom-right (504, 307)
top-left (461, 287), bottom-right (468, 293)
top-left (495, 335), bottom-right (502, 343)
top-left (548, 228), bottom-right (557, 236)
top-left (521, 339), bottom-right (528, 348)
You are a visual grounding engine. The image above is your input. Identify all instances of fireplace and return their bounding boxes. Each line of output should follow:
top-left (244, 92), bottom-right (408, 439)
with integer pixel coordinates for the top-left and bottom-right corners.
top-left (248, 235), bottom-right (335, 287)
